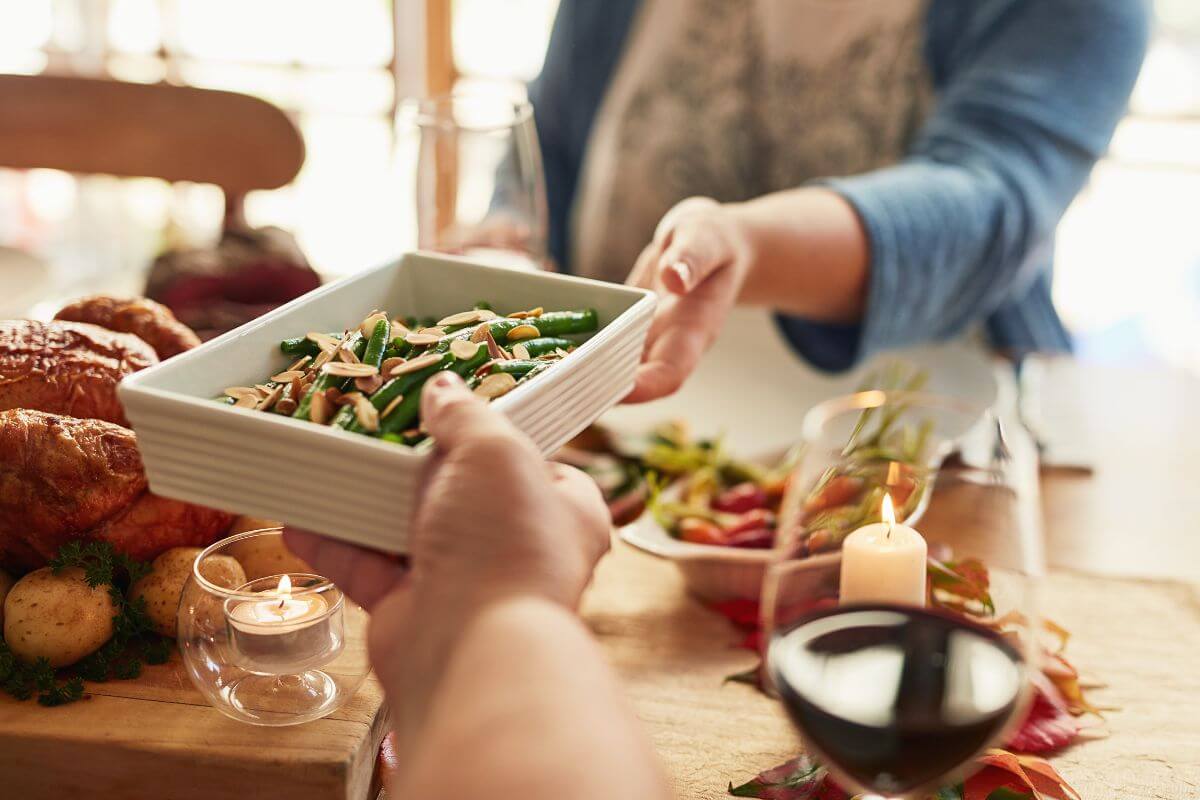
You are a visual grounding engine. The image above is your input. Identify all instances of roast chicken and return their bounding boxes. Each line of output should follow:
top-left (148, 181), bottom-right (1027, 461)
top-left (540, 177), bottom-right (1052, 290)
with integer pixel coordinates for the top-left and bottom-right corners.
top-left (0, 296), bottom-right (234, 571)
top-left (0, 409), bottom-right (232, 571)
top-left (55, 295), bottom-right (201, 360)
top-left (0, 319), bottom-right (157, 427)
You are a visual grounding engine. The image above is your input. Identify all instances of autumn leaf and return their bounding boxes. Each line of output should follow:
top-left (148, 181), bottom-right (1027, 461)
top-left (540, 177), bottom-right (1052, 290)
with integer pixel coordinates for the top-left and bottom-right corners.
top-left (928, 557), bottom-right (995, 616)
top-left (965, 750), bottom-right (1080, 800)
top-left (1004, 673), bottom-right (1081, 754)
top-left (728, 754), bottom-right (847, 799)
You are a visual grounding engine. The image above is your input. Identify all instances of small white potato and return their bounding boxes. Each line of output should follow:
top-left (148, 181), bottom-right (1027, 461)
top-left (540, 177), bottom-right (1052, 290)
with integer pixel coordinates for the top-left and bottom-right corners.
top-left (3, 567), bottom-right (115, 667)
top-left (130, 547), bottom-right (246, 638)
top-left (225, 533), bottom-right (311, 581)
top-left (0, 568), bottom-right (13, 629)
top-left (228, 515), bottom-right (282, 536)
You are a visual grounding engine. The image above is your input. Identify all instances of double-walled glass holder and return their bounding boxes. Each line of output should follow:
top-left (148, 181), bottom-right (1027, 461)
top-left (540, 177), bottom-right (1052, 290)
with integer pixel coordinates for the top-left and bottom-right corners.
top-left (178, 528), bottom-right (372, 726)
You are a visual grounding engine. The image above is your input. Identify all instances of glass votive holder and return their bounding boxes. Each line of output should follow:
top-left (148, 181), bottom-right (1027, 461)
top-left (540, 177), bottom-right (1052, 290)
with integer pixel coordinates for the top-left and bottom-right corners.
top-left (178, 528), bottom-right (372, 726)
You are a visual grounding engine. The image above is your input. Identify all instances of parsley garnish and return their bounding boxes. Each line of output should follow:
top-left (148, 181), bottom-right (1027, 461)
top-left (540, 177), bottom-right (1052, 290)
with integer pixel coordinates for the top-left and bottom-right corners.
top-left (2, 542), bottom-right (171, 706)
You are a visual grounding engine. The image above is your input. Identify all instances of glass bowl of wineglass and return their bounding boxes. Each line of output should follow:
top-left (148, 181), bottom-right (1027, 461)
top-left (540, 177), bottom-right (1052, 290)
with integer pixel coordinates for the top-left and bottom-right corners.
top-left (762, 390), bottom-right (1043, 798)
top-left (177, 528), bottom-right (372, 726)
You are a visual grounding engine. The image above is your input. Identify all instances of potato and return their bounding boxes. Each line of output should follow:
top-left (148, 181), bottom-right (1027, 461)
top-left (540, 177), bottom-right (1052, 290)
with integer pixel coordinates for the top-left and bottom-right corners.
top-left (0, 568), bottom-right (14, 629)
top-left (4, 567), bottom-right (115, 667)
top-left (130, 547), bottom-right (246, 638)
top-left (225, 533), bottom-right (311, 581)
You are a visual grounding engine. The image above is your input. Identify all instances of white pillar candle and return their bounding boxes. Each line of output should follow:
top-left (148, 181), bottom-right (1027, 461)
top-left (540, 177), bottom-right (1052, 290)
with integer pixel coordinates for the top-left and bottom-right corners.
top-left (839, 494), bottom-right (927, 606)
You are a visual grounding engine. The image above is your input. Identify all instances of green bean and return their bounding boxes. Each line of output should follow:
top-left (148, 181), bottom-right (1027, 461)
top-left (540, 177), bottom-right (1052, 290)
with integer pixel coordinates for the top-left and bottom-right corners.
top-left (432, 310), bottom-right (597, 354)
top-left (473, 300), bottom-right (493, 311)
top-left (376, 345), bottom-right (490, 437)
top-left (488, 360), bottom-right (540, 377)
top-left (362, 319), bottom-right (390, 369)
top-left (279, 332), bottom-right (339, 358)
top-left (291, 332), bottom-right (366, 421)
top-left (344, 353), bottom-right (453, 435)
top-left (512, 336), bottom-right (573, 357)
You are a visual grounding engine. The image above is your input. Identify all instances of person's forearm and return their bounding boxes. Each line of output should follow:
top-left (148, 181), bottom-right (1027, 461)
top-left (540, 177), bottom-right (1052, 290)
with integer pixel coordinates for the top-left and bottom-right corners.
top-left (729, 187), bottom-right (869, 323)
top-left (385, 595), bottom-right (671, 800)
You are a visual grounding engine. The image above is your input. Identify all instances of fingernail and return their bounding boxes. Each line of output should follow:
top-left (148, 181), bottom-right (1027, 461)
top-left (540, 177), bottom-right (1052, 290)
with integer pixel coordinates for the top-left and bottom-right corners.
top-left (668, 261), bottom-right (693, 289)
top-left (429, 372), bottom-right (458, 390)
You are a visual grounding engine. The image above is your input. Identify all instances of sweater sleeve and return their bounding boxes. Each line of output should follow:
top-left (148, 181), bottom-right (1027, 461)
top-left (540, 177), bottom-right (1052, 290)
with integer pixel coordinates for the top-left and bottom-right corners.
top-left (777, 0), bottom-right (1150, 371)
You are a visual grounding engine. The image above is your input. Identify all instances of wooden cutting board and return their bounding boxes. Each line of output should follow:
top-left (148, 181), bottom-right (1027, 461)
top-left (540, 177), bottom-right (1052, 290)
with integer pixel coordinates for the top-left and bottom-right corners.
top-left (0, 655), bottom-right (387, 800)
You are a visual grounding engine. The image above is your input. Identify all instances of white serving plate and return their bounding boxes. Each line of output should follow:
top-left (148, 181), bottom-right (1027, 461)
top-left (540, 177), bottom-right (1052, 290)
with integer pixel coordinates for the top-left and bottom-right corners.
top-left (119, 251), bottom-right (656, 553)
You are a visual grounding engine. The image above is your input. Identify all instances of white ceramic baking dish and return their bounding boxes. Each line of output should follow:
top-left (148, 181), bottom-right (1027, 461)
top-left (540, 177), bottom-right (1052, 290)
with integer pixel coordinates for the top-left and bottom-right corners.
top-left (119, 251), bottom-right (656, 553)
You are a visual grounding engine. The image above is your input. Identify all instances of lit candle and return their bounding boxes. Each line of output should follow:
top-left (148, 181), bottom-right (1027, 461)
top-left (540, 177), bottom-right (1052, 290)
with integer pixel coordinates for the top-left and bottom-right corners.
top-left (839, 494), bottom-right (927, 606)
top-left (226, 574), bottom-right (344, 673)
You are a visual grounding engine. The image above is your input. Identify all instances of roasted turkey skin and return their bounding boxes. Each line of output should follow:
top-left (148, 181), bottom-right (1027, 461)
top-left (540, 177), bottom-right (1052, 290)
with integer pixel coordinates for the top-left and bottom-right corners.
top-left (55, 294), bottom-right (201, 360)
top-left (0, 409), bottom-right (233, 571)
top-left (0, 319), bottom-right (158, 427)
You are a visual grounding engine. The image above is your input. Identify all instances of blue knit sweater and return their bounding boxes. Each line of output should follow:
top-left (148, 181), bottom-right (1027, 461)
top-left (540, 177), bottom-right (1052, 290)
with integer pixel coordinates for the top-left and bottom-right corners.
top-left (529, 0), bottom-right (1150, 371)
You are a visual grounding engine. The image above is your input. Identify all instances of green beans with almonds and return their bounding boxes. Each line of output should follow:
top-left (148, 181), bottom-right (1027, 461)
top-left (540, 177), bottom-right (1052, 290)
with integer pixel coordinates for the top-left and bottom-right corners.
top-left (292, 331), bottom-right (366, 421)
top-left (512, 336), bottom-right (574, 358)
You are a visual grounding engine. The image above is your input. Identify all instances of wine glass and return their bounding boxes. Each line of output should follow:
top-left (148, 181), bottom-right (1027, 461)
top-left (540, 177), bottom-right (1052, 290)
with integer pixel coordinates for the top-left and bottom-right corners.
top-left (761, 391), bottom-right (1044, 798)
top-left (397, 91), bottom-right (549, 271)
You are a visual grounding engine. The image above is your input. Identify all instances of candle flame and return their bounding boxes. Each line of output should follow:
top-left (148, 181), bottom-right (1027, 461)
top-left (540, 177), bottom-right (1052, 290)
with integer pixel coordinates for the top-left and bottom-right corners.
top-left (276, 574), bottom-right (292, 597)
top-left (881, 493), bottom-right (896, 526)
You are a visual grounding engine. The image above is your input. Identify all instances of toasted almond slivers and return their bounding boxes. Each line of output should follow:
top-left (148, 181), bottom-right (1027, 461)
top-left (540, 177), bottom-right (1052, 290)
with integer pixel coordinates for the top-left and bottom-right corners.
top-left (323, 362), bottom-right (379, 377)
top-left (352, 394), bottom-right (380, 432)
top-left (335, 390), bottom-right (364, 408)
top-left (289, 376), bottom-right (305, 400)
top-left (469, 324), bottom-right (490, 343)
top-left (381, 393), bottom-right (405, 418)
top-left (337, 343), bottom-right (362, 364)
top-left (506, 324), bottom-right (540, 342)
top-left (405, 331), bottom-right (441, 346)
top-left (511, 343), bottom-right (530, 360)
top-left (310, 390), bottom-right (332, 424)
top-left (306, 332), bottom-right (342, 352)
top-left (380, 356), bottom-right (407, 374)
top-left (475, 359), bottom-right (500, 378)
top-left (311, 348), bottom-right (334, 370)
top-left (355, 373), bottom-right (384, 394)
top-left (286, 354), bottom-right (312, 372)
top-left (275, 397), bottom-right (298, 415)
top-left (554, 347), bottom-right (571, 358)
top-left (474, 372), bottom-right (518, 400)
top-left (359, 311), bottom-right (389, 338)
top-left (233, 394), bottom-right (259, 409)
top-left (224, 386), bottom-right (258, 400)
top-left (449, 338), bottom-right (481, 360)
top-left (390, 322), bottom-right (411, 339)
top-left (508, 306), bottom-right (544, 320)
top-left (258, 384), bottom-right (284, 411)
top-left (272, 369), bottom-right (306, 383)
top-left (437, 310), bottom-right (485, 327)
top-left (389, 352), bottom-right (442, 376)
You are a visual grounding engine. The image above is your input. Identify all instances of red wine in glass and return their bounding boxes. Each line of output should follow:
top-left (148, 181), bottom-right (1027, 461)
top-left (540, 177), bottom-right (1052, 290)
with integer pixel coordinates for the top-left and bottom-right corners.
top-left (768, 605), bottom-right (1025, 797)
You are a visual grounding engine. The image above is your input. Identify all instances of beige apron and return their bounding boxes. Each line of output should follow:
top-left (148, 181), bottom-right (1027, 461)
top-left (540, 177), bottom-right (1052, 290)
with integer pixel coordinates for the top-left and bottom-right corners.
top-left (574, 0), bottom-right (943, 440)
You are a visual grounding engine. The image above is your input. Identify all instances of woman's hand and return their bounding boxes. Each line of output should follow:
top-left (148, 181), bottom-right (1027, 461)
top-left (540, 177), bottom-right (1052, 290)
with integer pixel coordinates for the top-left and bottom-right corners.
top-left (625, 197), bottom-right (754, 403)
top-left (284, 371), bottom-right (611, 701)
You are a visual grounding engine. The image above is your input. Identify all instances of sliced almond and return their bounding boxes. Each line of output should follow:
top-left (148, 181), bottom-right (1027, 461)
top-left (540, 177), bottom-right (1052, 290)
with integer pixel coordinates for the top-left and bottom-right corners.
top-left (355, 373), bottom-right (384, 394)
top-left (482, 328), bottom-right (504, 360)
top-left (437, 309), bottom-right (486, 327)
top-left (469, 324), bottom-right (490, 343)
top-left (389, 352), bottom-right (442, 376)
top-left (258, 384), bottom-right (284, 411)
top-left (323, 362), bottom-right (379, 377)
top-left (332, 390), bottom-right (362, 408)
top-left (554, 347), bottom-right (571, 358)
top-left (336, 344), bottom-right (362, 364)
top-left (511, 343), bottom-right (530, 360)
top-left (324, 386), bottom-right (345, 404)
top-left (506, 323), bottom-right (540, 342)
top-left (380, 356), bottom-right (407, 375)
top-left (508, 306), bottom-right (544, 320)
top-left (359, 311), bottom-right (389, 338)
top-left (474, 372), bottom-right (518, 400)
top-left (224, 386), bottom-right (259, 400)
top-left (405, 331), bottom-right (441, 346)
top-left (381, 393), bottom-right (406, 418)
top-left (449, 338), bottom-right (481, 360)
top-left (311, 348), bottom-right (334, 370)
top-left (272, 369), bottom-right (306, 383)
top-left (475, 359), bottom-right (501, 378)
top-left (275, 397), bottom-right (298, 415)
top-left (390, 322), bottom-right (411, 339)
top-left (286, 354), bottom-right (312, 372)
top-left (306, 332), bottom-right (342, 353)
top-left (289, 376), bottom-right (305, 401)
top-left (418, 326), bottom-right (446, 337)
top-left (352, 394), bottom-right (380, 432)
top-left (310, 390), bottom-right (332, 424)
top-left (233, 394), bottom-right (259, 410)
top-left (254, 384), bottom-right (276, 397)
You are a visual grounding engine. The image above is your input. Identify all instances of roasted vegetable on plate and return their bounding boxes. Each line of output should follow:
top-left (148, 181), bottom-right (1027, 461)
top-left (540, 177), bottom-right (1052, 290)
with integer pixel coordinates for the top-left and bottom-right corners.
top-left (221, 303), bottom-right (598, 447)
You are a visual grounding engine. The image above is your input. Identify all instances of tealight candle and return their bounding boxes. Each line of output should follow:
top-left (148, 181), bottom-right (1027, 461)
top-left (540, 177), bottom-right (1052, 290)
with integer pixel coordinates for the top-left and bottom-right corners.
top-left (839, 494), bottom-right (927, 606)
top-left (225, 574), bottom-right (344, 674)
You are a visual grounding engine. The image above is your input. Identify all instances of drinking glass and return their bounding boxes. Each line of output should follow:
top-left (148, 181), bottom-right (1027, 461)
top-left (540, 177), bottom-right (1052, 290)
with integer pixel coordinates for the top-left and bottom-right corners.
top-left (761, 391), bottom-right (1044, 798)
top-left (398, 92), bottom-right (548, 270)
